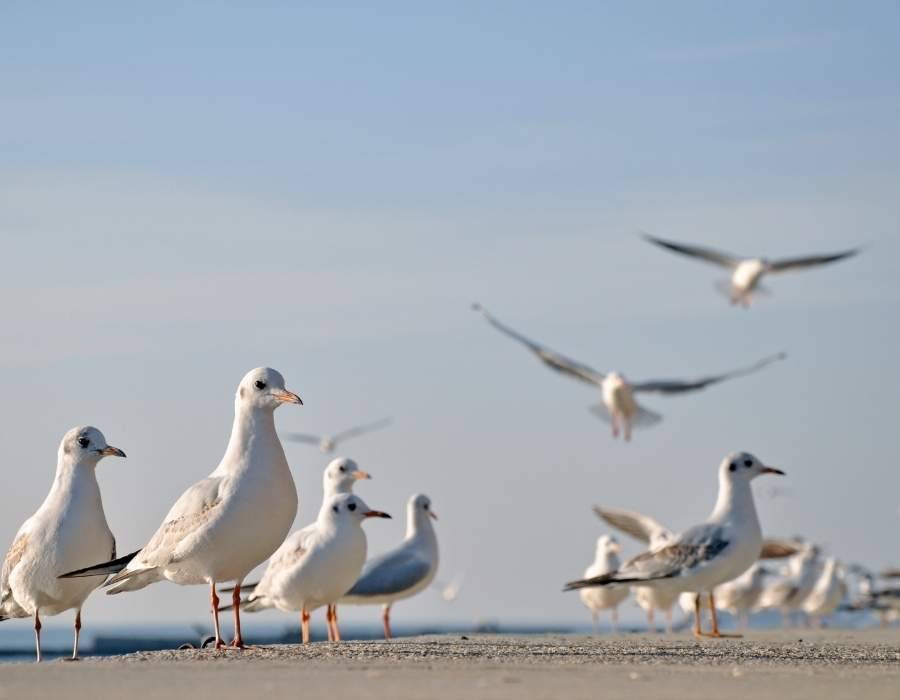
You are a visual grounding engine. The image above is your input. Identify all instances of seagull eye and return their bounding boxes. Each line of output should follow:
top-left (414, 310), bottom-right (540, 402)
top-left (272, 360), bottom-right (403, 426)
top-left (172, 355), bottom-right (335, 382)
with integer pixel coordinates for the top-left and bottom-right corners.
top-left (339, 466), bottom-right (346, 473)
top-left (348, 502), bottom-right (357, 512)
top-left (423, 503), bottom-right (429, 510)
top-left (332, 505), bottom-right (339, 513)
top-left (744, 459), bottom-right (753, 468)
top-left (78, 437), bottom-right (90, 448)
top-left (254, 380), bottom-right (266, 390)
top-left (729, 462), bottom-right (737, 472)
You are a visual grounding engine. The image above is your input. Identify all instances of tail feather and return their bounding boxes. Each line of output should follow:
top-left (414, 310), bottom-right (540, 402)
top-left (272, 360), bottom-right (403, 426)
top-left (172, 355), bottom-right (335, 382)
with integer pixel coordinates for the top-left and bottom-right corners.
top-left (564, 571), bottom-right (676, 591)
top-left (59, 549), bottom-right (141, 579)
top-left (105, 568), bottom-right (161, 595)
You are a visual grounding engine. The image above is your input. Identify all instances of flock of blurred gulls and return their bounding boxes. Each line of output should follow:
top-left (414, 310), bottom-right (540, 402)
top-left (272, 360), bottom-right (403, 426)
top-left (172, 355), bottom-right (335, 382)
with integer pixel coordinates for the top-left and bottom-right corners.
top-left (1, 234), bottom-right (895, 663)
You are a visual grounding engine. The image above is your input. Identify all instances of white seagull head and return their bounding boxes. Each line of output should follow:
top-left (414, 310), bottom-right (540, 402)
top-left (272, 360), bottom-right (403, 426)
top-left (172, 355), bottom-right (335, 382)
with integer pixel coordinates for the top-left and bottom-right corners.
top-left (325, 493), bottom-right (391, 525)
top-left (409, 493), bottom-right (438, 524)
top-left (596, 534), bottom-right (621, 557)
top-left (60, 425), bottom-right (126, 466)
top-left (236, 367), bottom-right (302, 412)
top-left (324, 457), bottom-right (371, 493)
top-left (720, 451), bottom-right (785, 483)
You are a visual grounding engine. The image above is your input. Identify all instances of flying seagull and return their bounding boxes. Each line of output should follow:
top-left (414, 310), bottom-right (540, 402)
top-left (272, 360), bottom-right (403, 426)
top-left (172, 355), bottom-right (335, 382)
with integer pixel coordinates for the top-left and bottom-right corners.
top-left (473, 304), bottom-right (785, 441)
top-left (642, 234), bottom-right (859, 307)
top-left (286, 418), bottom-right (392, 454)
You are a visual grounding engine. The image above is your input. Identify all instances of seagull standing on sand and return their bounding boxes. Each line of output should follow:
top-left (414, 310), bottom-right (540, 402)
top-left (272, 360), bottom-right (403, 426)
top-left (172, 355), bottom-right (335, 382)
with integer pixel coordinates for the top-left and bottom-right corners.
top-left (758, 543), bottom-right (823, 625)
top-left (578, 535), bottom-right (628, 633)
top-left (592, 506), bottom-right (678, 632)
top-left (1, 427), bottom-right (126, 661)
top-left (341, 493), bottom-right (439, 639)
top-left (802, 558), bottom-right (846, 627)
top-left (712, 562), bottom-right (771, 629)
top-left (642, 234), bottom-right (859, 307)
top-left (241, 494), bottom-right (390, 643)
top-left (60, 368), bottom-right (302, 649)
top-left (565, 452), bottom-right (784, 638)
top-left (286, 418), bottom-right (391, 454)
top-left (473, 304), bottom-right (784, 441)
top-left (237, 456), bottom-right (372, 641)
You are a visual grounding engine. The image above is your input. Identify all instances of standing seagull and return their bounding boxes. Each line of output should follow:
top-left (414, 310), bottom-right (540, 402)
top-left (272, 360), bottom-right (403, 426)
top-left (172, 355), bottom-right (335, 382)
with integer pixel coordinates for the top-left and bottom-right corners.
top-left (237, 456), bottom-right (372, 641)
top-left (1, 427), bottom-right (125, 661)
top-left (578, 535), bottom-right (628, 633)
top-left (565, 452), bottom-right (784, 638)
top-left (60, 368), bottom-right (302, 649)
top-left (642, 234), bottom-right (859, 307)
top-left (341, 493), bottom-right (439, 639)
top-left (593, 507), bottom-right (678, 632)
top-left (286, 418), bottom-right (391, 454)
top-left (474, 304), bottom-right (784, 441)
top-left (240, 494), bottom-right (391, 643)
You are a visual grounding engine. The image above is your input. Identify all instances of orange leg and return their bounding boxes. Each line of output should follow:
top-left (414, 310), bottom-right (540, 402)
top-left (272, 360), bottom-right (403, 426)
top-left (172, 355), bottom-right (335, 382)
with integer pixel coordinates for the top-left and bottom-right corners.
top-left (382, 604), bottom-right (393, 640)
top-left (692, 594), bottom-right (704, 638)
top-left (301, 608), bottom-right (311, 644)
top-left (701, 592), bottom-right (742, 638)
top-left (332, 604), bottom-right (342, 642)
top-left (72, 609), bottom-right (82, 660)
top-left (230, 581), bottom-right (246, 648)
top-left (210, 582), bottom-right (226, 649)
top-left (326, 605), bottom-right (335, 642)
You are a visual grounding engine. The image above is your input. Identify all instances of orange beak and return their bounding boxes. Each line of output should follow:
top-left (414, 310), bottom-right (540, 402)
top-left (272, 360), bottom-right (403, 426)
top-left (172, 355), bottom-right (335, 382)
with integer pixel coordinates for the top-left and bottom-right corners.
top-left (429, 511), bottom-right (438, 520)
top-left (353, 471), bottom-right (372, 480)
top-left (273, 389), bottom-right (303, 405)
top-left (98, 446), bottom-right (127, 458)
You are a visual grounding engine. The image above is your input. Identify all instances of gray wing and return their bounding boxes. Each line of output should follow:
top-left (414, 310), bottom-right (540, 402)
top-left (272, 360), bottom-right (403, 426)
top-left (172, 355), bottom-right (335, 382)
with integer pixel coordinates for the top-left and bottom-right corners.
top-left (284, 433), bottom-right (322, 445)
top-left (332, 418), bottom-right (392, 445)
top-left (473, 303), bottom-right (605, 387)
top-left (593, 506), bottom-right (673, 548)
top-left (642, 234), bottom-right (741, 269)
top-left (632, 352), bottom-right (786, 395)
top-left (346, 549), bottom-right (432, 597)
top-left (768, 249), bottom-right (859, 272)
top-left (0, 533), bottom-right (30, 619)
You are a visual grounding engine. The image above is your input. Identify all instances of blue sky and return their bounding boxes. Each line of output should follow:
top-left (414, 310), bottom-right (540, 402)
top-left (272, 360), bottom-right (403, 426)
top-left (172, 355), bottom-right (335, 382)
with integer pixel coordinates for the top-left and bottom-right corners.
top-left (1, 2), bottom-right (898, 630)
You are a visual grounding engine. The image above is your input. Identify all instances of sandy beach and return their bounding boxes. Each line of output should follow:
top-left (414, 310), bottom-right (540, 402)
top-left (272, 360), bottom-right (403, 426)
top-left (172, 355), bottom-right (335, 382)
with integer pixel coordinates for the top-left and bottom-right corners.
top-left (2, 630), bottom-right (897, 700)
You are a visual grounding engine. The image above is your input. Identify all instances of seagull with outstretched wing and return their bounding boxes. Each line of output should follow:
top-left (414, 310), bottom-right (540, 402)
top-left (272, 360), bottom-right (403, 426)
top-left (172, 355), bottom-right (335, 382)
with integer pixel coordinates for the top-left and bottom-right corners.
top-left (642, 234), bottom-right (859, 307)
top-left (473, 303), bottom-right (785, 442)
top-left (286, 418), bottom-right (391, 454)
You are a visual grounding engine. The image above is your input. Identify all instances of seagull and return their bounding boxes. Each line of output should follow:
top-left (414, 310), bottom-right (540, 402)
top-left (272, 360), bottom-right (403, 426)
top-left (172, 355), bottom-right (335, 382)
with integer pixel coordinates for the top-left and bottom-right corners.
top-left (286, 418), bottom-right (391, 454)
top-left (592, 507), bottom-right (677, 632)
top-left (241, 494), bottom-right (390, 643)
top-left (473, 304), bottom-right (785, 441)
top-left (565, 452), bottom-right (785, 638)
top-left (712, 562), bottom-right (773, 629)
top-left (60, 367), bottom-right (302, 649)
top-left (592, 506), bottom-right (793, 633)
top-left (802, 557), bottom-right (846, 627)
top-left (642, 234), bottom-right (859, 307)
top-left (234, 456), bottom-right (372, 641)
top-left (757, 542), bottom-right (822, 626)
top-left (1, 427), bottom-right (125, 661)
top-left (341, 493), bottom-right (439, 639)
top-left (578, 535), bottom-right (629, 633)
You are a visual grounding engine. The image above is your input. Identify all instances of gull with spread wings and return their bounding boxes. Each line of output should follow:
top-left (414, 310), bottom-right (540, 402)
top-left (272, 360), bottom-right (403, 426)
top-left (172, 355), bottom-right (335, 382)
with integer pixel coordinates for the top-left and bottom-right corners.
top-left (286, 418), bottom-right (391, 454)
top-left (473, 304), bottom-right (785, 441)
top-left (642, 234), bottom-right (859, 307)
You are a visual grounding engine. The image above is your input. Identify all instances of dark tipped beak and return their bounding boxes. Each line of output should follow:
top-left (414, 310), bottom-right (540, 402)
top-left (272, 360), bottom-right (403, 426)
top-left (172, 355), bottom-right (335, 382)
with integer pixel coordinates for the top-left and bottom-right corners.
top-left (761, 466), bottom-right (785, 476)
top-left (98, 446), bottom-right (126, 458)
top-left (353, 471), bottom-right (372, 481)
top-left (429, 511), bottom-right (439, 521)
top-left (364, 510), bottom-right (391, 519)
top-left (273, 389), bottom-right (303, 405)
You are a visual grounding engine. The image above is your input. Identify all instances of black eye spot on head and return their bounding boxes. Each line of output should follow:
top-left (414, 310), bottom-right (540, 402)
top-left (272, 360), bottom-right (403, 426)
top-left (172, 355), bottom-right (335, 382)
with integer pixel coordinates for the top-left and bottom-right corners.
top-left (348, 502), bottom-right (357, 512)
top-left (339, 465), bottom-right (346, 473)
top-left (254, 380), bottom-right (266, 390)
top-left (423, 503), bottom-right (429, 510)
top-left (729, 462), bottom-right (737, 472)
top-left (332, 504), bottom-right (339, 513)
top-left (744, 459), bottom-right (753, 468)
top-left (78, 437), bottom-right (90, 448)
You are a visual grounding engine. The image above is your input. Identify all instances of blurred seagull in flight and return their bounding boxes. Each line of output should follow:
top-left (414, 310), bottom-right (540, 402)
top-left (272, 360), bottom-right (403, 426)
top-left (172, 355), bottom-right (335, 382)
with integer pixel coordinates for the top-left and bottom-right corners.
top-left (286, 418), bottom-right (391, 454)
top-left (565, 452), bottom-right (785, 638)
top-left (642, 234), bottom-right (859, 307)
top-left (473, 303), bottom-right (785, 441)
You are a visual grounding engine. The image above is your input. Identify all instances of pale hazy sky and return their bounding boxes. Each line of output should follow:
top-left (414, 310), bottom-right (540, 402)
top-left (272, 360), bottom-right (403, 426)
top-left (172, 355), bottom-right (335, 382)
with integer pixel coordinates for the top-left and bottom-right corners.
top-left (2, 3), bottom-right (899, 631)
